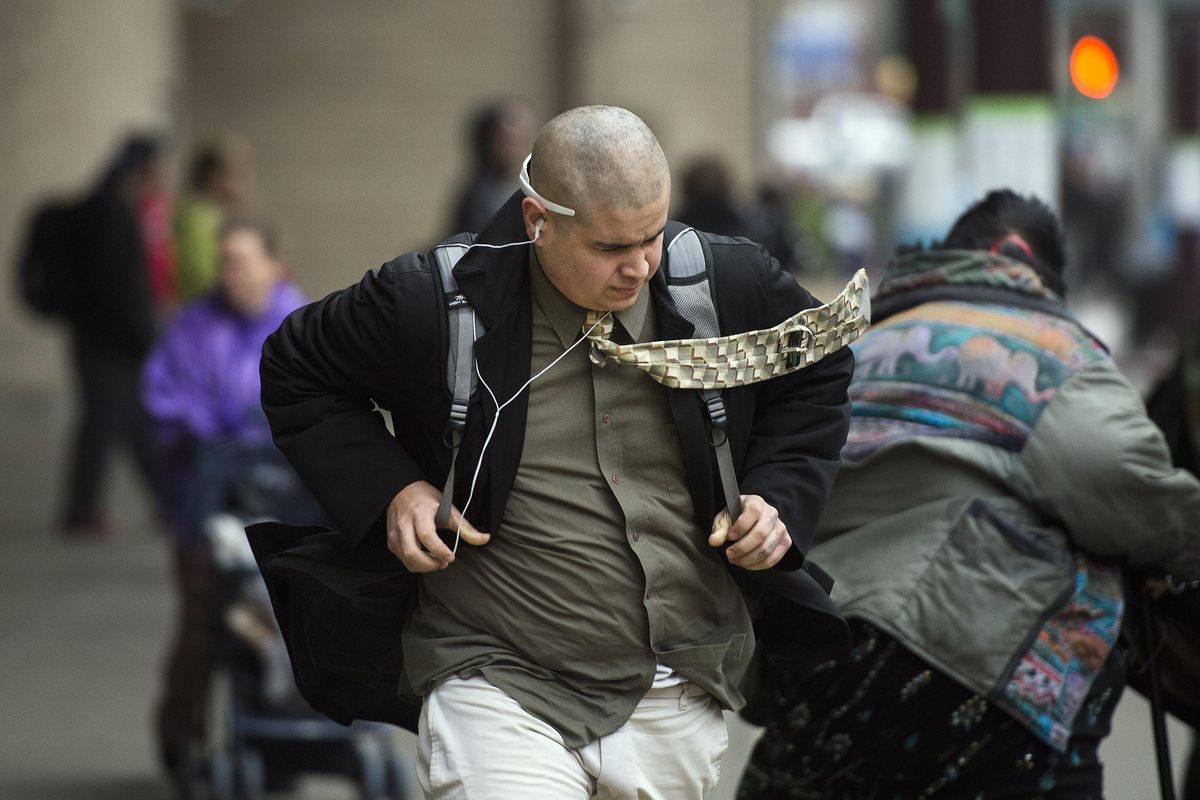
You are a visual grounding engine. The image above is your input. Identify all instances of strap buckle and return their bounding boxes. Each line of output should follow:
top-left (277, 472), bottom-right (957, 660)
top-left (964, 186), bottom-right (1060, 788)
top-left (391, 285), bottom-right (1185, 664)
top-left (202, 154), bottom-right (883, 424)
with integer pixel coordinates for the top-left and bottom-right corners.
top-left (779, 323), bottom-right (814, 370)
top-left (448, 399), bottom-right (469, 433)
top-left (704, 392), bottom-right (728, 430)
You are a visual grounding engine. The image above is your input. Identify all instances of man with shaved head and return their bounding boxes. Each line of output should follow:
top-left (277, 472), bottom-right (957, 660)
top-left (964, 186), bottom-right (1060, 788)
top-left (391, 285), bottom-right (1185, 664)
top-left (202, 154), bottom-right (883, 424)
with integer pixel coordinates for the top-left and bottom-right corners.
top-left (256, 105), bottom-right (856, 798)
top-left (531, 105), bottom-right (671, 228)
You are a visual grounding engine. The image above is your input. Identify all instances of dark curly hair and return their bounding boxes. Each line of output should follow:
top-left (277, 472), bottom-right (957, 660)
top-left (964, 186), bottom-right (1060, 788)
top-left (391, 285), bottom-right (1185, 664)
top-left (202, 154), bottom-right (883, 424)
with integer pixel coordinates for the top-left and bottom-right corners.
top-left (937, 189), bottom-right (1067, 297)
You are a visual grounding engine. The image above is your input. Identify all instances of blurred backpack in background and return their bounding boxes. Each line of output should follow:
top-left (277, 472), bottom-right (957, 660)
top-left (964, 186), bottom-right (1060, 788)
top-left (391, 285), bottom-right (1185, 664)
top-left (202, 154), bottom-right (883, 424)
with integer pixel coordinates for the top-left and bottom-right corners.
top-left (15, 198), bottom-right (84, 319)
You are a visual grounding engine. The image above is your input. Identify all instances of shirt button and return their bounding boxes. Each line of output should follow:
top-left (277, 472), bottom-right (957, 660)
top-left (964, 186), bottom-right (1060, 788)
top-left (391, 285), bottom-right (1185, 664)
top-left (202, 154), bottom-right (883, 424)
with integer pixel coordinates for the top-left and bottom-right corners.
top-left (602, 413), bottom-right (611, 424)
top-left (644, 589), bottom-right (652, 600)
top-left (612, 474), bottom-right (620, 485)
top-left (631, 530), bottom-right (641, 541)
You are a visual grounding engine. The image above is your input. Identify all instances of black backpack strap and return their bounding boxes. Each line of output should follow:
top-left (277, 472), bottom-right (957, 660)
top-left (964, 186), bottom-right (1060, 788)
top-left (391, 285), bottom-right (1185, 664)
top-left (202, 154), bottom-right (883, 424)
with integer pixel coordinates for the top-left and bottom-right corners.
top-left (430, 237), bottom-right (481, 532)
top-left (664, 225), bottom-right (743, 520)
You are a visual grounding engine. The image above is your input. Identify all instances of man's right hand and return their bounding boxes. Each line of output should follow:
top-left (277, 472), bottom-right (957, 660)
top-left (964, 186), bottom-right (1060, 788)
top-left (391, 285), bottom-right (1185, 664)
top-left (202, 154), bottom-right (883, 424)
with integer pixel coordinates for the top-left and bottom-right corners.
top-left (386, 480), bottom-right (491, 573)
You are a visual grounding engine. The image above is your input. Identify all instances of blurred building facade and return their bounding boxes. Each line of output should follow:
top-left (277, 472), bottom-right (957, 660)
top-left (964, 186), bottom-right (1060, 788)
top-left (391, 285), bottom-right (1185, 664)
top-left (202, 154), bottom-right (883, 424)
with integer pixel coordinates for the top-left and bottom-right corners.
top-left (2, 0), bottom-right (768, 391)
top-left (1, 0), bottom-right (179, 390)
top-left (3, 0), bottom-right (1199, 392)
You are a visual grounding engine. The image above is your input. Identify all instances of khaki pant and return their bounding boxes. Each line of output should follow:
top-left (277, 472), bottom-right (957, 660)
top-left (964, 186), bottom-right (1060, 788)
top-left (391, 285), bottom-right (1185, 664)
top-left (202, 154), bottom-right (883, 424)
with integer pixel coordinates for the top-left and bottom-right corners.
top-left (418, 675), bottom-right (728, 799)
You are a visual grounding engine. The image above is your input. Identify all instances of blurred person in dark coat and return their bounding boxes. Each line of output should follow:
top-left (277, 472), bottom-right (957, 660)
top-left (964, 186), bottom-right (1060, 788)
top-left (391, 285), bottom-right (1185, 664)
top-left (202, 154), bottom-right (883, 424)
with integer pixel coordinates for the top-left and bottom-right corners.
top-left (1146, 323), bottom-right (1200, 800)
top-left (61, 134), bottom-right (170, 537)
top-left (677, 155), bottom-right (801, 274)
top-left (446, 99), bottom-right (536, 235)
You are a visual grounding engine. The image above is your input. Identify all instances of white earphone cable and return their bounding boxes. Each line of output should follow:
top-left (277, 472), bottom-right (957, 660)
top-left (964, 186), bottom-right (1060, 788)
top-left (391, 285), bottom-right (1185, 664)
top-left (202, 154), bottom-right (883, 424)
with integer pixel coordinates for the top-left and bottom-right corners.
top-left (451, 311), bottom-right (612, 553)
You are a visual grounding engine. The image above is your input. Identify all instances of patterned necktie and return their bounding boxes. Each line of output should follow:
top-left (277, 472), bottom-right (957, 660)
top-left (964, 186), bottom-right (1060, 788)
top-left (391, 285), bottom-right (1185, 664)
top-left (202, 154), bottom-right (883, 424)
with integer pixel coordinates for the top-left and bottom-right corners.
top-left (581, 268), bottom-right (870, 390)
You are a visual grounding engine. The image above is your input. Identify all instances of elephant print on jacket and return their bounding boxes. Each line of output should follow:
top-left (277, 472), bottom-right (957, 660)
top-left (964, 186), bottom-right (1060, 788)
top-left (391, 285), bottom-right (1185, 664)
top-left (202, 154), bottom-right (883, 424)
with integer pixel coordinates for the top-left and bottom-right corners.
top-left (853, 324), bottom-right (959, 378)
top-left (955, 335), bottom-right (1055, 402)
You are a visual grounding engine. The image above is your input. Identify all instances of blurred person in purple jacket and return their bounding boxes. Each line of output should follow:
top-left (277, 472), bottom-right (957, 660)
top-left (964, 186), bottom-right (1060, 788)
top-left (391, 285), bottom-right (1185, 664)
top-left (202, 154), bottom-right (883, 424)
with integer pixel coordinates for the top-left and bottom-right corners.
top-left (142, 216), bottom-right (322, 779)
top-left (144, 217), bottom-right (304, 460)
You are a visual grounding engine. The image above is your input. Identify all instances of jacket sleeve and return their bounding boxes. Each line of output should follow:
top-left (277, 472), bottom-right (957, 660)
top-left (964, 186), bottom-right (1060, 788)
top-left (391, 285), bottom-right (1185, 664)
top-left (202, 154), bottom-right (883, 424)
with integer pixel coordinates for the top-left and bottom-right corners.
top-left (142, 308), bottom-right (218, 443)
top-left (1019, 360), bottom-right (1200, 579)
top-left (260, 261), bottom-right (432, 548)
top-left (721, 241), bottom-right (855, 558)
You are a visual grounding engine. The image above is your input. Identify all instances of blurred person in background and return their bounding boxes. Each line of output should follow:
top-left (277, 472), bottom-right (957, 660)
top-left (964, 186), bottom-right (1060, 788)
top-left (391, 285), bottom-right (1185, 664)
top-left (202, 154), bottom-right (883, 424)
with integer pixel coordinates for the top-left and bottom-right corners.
top-left (754, 180), bottom-right (808, 277)
top-left (1145, 322), bottom-right (1200, 800)
top-left (676, 155), bottom-right (745, 238)
top-left (174, 134), bottom-right (255, 302)
top-left (60, 134), bottom-right (172, 537)
top-left (739, 190), bottom-right (1200, 799)
top-left (446, 99), bottom-right (536, 235)
top-left (142, 217), bottom-right (320, 780)
top-left (676, 155), bottom-right (801, 274)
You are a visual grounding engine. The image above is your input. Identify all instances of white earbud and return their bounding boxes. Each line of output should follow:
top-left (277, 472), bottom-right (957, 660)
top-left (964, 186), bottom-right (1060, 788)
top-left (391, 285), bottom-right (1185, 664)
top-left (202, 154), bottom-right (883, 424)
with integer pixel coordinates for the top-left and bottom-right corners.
top-left (453, 219), bottom-right (544, 258)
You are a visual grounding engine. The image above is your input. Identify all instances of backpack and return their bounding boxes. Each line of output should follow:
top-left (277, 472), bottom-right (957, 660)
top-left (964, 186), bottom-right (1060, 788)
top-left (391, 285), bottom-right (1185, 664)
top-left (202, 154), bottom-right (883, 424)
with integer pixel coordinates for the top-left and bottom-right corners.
top-left (428, 223), bottom-right (745, 531)
top-left (15, 198), bottom-right (84, 318)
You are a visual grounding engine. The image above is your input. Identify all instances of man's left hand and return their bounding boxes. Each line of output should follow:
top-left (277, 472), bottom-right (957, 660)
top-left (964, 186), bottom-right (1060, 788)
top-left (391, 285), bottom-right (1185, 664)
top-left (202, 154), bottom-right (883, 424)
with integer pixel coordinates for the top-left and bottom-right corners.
top-left (708, 495), bottom-right (792, 570)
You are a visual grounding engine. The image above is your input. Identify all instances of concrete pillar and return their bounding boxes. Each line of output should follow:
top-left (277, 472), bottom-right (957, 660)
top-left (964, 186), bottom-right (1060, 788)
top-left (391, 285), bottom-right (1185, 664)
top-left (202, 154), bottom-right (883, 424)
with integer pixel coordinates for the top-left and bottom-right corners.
top-left (1127, 6), bottom-right (1167, 268)
top-left (895, 0), bottom-right (960, 243)
top-left (965, 0), bottom-right (1057, 207)
top-left (552, 0), bottom-right (757, 190)
top-left (0, 0), bottom-right (180, 390)
top-left (1166, 9), bottom-right (1200, 335)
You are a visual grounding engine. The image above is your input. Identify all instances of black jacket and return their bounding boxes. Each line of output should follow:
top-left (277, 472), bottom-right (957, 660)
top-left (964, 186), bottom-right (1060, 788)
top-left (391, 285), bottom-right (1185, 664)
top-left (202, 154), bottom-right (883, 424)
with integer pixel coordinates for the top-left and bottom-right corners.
top-left (71, 183), bottom-right (157, 357)
top-left (251, 193), bottom-right (855, 730)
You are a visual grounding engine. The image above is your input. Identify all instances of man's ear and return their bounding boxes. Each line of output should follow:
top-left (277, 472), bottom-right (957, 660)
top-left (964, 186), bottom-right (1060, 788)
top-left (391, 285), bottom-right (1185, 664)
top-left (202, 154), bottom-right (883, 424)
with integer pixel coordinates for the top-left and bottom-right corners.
top-left (521, 196), bottom-right (547, 243)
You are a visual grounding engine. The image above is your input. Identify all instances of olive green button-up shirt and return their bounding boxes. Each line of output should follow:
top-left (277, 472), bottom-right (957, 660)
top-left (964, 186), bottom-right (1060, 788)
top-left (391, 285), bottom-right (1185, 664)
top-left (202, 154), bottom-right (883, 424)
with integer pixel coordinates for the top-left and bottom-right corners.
top-left (400, 250), bottom-right (754, 747)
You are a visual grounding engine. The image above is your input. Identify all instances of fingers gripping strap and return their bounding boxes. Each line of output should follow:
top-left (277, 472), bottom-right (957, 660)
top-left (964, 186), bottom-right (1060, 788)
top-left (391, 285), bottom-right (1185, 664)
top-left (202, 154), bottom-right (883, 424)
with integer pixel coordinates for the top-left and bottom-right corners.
top-left (706, 389), bottom-right (743, 520)
top-left (436, 438), bottom-right (459, 531)
top-left (714, 435), bottom-right (742, 520)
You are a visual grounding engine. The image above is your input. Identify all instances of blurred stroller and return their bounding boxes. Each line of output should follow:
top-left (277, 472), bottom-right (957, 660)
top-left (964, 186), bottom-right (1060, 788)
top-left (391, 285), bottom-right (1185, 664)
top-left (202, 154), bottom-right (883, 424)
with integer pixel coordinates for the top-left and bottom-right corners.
top-left (137, 217), bottom-right (410, 797)
top-left (165, 442), bottom-right (411, 800)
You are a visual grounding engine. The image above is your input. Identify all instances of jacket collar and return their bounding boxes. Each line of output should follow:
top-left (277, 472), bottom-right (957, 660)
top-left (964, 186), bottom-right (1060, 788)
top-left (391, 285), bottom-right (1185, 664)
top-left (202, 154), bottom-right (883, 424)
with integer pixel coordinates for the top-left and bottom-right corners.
top-left (452, 192), bottom-right (530, 330)
top-left (871, 249), bottom-right (1069, 325)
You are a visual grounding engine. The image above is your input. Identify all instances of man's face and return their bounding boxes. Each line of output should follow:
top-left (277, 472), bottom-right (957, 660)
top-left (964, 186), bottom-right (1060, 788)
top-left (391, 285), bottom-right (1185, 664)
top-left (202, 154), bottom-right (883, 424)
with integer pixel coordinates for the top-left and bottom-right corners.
top-left (220, 229), bottom-right (283, 316)
top-left (537, 186), bottom-right (670, 312)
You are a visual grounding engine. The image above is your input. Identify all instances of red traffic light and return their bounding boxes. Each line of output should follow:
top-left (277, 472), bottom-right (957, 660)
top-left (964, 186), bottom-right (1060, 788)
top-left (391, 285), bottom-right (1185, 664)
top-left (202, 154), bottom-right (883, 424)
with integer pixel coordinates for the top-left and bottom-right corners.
top-left (1070, 35), bottom-right (1119, 99)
